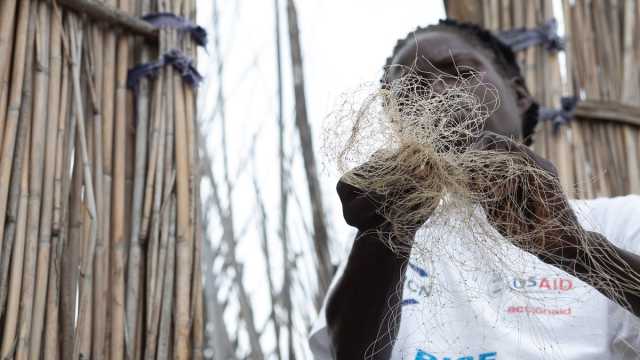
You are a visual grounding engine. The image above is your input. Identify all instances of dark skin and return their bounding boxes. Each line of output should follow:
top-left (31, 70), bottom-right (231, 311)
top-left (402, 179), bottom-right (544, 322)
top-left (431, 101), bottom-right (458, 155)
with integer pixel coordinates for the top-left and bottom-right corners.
top-left (325, 29), bottom-right (640, 359)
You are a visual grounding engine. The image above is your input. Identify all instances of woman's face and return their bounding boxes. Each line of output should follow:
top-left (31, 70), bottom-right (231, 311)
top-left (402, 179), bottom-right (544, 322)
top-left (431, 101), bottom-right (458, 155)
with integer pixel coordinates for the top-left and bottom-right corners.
top-left (386, 29), bottom-right (527, 142)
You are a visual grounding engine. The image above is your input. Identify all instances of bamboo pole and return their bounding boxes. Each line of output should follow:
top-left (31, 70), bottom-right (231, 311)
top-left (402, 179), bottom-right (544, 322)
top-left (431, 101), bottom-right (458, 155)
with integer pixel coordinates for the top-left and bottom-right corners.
top-left (186, 20), bottom-right (204, 360)
top-left (61, 137), bottom-right (82, 360)
top-left (68, 15), bottom-right (100, 359)
top-left (0, 2), bottom-right (34, 320)
top-left (15, 3), bottom-right (52, 358)
top-left (125, 0), bottom-right (152, 356)
top-left (0, 16), bottom-right (34, 343)
top-left (444, 0), bottom-right (485, 24)
top-left (147, 181), bottom-right (173, 359)
top-left (59, 21), bottom-right (80, 350)
top-left (173, 33), bottom-right (194, 360)
top-left (184, 0), bottom-right (202, 352)
top-left (30, 4), bottom-right (63, 356)
top-left (621, 0), bottom-right (639, 104)
top-left (160, 27), bottom-right (178, 360)
top-left (110, 0), bottom-right (132, 355)
top-left (621, 0), bottom-right (640, 193)
top-left (0, 0), bottom-right (18, 145)
top-left (158, 200), bottom-right (177, 359)
top-left (43, 236), bottom-right (61, 360)
top-left (94, 0), bottom-right (116, 354)
top-left (0, 0), bottom-right (32, 284)
top-left (0, 119), bottom-right (30, 359)
top-left (53, 9), bottom-right (72, 248)
top-left (146, 28), bottom-right (171, 357)
top-left (145, 66), bottom-right (167, 360)
top-left (89, 4), bottom-right (109, 359)
top-left (44, 9), bottom-right (72, 354)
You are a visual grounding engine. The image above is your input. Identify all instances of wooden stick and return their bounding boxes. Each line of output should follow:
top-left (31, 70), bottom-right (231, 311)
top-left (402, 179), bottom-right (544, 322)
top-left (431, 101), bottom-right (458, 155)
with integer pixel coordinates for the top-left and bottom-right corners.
top-left (57, 0), bottom-right (158, 40)
top-left (573, 100), bottom-right (640, 127)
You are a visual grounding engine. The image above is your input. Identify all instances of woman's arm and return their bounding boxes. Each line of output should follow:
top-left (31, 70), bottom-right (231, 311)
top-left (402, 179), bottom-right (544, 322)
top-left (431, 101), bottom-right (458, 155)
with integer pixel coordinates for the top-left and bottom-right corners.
top-left (325, 229), bottom-right (409, 359)
top-left (325, 173), bottom-right (427, 360)
top-left (540, 231), bottom-right (640, 317)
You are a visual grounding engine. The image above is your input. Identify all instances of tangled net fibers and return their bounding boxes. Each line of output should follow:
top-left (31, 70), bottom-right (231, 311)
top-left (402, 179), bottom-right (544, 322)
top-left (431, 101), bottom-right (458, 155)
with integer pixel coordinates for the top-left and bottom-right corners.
top-left (323, 67), bottom-right (640, 314)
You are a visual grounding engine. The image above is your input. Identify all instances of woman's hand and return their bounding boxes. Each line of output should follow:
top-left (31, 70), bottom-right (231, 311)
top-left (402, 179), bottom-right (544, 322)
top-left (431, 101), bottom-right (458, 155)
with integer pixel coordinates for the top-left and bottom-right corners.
top-left (337, 146), bottom-right (440, 240)
top-left (468, 131), bottom-right (586, 257)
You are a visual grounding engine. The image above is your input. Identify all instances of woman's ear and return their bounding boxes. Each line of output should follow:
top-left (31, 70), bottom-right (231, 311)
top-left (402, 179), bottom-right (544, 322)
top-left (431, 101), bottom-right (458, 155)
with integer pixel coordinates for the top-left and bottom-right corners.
top-left (511, 76), bottom-right (534, 114)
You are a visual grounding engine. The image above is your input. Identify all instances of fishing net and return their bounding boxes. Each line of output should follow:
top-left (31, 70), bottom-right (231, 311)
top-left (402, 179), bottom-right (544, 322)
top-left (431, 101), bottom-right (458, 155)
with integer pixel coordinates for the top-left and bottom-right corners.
top-left (322, 67), bottom-right (640, 358)
top-left (324, 68), bottom-right (576, 255)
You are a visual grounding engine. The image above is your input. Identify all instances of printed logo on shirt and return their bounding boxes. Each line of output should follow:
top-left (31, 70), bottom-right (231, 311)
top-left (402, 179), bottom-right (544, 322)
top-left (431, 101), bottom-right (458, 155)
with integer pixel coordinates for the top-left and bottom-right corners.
top-left (506, 305), bottom-right (571, 316)
top-left (490, 273), bottom-right (575, 316)
top-left (414, 349), bottom-right (497, 360)
top-left (490, 273), bottom-right (574, 296)
top-left (402, 263), bottom-right (430, 306)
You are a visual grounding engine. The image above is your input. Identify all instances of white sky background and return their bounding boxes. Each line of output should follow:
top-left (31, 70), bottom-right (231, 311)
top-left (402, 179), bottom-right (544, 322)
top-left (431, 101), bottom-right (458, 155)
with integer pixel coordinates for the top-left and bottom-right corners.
top-left (196, 0), bottom-right (445, 357)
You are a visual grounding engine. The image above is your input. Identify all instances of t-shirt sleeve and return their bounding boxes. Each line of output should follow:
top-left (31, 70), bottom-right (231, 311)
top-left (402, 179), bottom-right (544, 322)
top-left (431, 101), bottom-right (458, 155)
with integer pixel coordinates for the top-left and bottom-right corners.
top-left (308, 260), bottom-right (349, 360)
top-left (575, 195), bottom-right (640, 251)
top-left (577, 195), bottom-right (640, 356)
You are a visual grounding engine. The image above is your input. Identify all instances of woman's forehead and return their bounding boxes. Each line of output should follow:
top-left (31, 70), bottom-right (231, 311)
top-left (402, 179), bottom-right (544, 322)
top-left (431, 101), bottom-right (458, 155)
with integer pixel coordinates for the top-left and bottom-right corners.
top-left (392, 30), bottom-right (491, 69)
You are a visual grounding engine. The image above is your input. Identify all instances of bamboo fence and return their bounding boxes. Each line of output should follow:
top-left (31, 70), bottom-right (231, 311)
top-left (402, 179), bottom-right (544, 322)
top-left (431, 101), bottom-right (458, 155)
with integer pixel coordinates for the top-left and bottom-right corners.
top-left (445, 0), bottom-right (640, 198)
top-left (0, 0), bottom-right (203, 359)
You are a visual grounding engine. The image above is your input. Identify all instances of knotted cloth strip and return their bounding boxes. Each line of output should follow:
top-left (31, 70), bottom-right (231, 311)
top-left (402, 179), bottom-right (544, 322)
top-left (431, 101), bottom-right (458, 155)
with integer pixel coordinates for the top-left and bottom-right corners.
top-left (539, 96), bottom-right (579, 133)
top-left (497, 19), bottom-right (564, 53)
top-left (143, 12), bottom-right (208, 47)
top-left (127, 49), bottom-right (203, 93)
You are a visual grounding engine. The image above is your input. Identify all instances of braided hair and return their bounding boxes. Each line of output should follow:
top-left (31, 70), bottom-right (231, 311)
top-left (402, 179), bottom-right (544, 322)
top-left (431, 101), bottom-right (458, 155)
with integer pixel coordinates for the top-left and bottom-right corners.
top-left (382, 19), bottom-right (539, 145)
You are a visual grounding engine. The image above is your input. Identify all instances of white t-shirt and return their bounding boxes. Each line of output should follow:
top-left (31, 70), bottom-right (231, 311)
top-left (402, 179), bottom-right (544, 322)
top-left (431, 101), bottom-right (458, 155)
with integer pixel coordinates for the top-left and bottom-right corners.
top-left (309, 195), bottom-right (640, 360)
